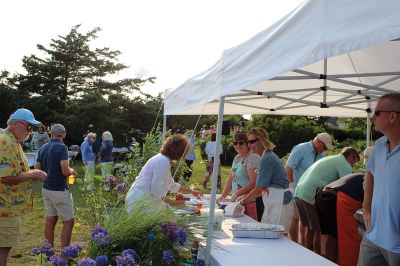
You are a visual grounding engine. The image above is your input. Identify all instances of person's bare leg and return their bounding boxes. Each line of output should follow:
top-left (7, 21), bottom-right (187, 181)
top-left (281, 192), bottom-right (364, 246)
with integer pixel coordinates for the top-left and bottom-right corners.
top-left (305, 227), bottom-right (315, 251)
top-left (0, 247), bottom-right (11, 266)
top-left (324, 235), bottom-right (338, 262)
top-left (289, 218), bottom-right (299, 243)
top-left (61, 219), bottom-right (74, 249)
top-left (45, 216), bottom-right (58, 247)
top-left (314, 230), bottom-right (321, 255)
top-left (300, 223), bottom-right (306, 246)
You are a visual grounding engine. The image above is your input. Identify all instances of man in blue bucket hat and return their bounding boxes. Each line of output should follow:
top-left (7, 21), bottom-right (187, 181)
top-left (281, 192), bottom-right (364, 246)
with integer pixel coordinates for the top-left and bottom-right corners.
top-left (0, 108), bottom-right (47, 265)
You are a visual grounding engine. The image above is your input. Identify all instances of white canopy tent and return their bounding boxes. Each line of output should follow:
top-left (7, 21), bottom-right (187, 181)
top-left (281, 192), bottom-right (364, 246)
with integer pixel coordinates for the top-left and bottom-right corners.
top-left (164, 0), bottom-right (400, 264)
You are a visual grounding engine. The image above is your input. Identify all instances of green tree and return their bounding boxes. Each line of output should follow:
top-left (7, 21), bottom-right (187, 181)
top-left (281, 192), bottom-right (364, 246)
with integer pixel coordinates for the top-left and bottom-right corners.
top-left (15, 25), bottom-right (154, 124)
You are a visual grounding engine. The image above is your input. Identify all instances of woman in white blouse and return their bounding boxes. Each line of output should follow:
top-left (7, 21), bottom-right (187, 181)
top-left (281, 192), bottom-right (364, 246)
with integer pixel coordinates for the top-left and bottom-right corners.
top-left (125, 134), bottom-right (202, 211)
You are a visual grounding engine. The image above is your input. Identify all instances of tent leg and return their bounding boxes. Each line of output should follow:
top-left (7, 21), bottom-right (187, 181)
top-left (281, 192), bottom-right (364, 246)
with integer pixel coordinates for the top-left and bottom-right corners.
top-left (205, 96), bottom-right (225, 266)
top-left (366, 112), bottom-right (371, 148)
top-left (162, 114), bottom-right (167, 142)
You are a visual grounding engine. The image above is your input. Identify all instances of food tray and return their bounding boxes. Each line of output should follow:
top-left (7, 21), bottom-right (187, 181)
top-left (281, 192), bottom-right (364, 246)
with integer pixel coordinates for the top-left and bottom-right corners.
top-left (230, 223), bottom-right (285, 239)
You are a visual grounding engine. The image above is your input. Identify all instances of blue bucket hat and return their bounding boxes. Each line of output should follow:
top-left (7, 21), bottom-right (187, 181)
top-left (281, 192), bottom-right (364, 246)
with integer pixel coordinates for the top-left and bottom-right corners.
top-left (9, 108), bottom-right (41, 126)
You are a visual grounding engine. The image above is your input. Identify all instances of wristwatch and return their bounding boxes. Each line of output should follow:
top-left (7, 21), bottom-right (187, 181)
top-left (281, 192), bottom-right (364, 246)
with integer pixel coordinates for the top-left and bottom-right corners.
top-left (239, 200), bottom-right (246, 206)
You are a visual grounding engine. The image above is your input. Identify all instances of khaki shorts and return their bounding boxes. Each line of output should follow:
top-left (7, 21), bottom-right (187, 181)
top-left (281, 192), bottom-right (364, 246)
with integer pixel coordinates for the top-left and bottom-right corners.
top-left (0, 216), bottom-right (22, 247)
top-left (42, 188), bottom-right (74, 221)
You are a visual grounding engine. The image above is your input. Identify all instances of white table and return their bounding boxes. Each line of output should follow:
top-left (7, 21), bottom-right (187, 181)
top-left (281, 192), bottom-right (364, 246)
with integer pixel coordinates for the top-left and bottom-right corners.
top-left (198, 215), bottom-right (337, 266)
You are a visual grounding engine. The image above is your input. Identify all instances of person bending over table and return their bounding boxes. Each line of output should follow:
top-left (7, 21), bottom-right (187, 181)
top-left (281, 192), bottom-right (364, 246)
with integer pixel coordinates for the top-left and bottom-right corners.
top-left (125, 134), bottom-right (202, 212)
top-left (233, 128), bottom-right (292, 229)
top-left (217, 131), bottom-right (260, 221)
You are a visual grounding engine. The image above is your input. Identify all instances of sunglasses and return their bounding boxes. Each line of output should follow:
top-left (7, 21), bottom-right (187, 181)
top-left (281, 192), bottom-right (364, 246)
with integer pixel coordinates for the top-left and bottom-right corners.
top-left (374, 110), bottom-right (400, 116)
top-left (247, 139), bottom-right (259, 144)
top-left (233, 141), bottom-right (246, 146)
top-left (18, 121), bottom-right (33, 131)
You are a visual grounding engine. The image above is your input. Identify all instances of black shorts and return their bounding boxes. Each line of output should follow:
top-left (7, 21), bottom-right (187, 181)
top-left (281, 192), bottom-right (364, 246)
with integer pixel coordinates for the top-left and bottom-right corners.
top-left (315, 191), bottom-right (338, 237)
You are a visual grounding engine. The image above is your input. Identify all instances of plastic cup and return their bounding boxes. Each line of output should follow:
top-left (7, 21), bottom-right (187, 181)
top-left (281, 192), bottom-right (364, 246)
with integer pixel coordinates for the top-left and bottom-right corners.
top-left (68, 175), bottom-right (75, 185)
top-left (196, 201), bottom-right (203, 214)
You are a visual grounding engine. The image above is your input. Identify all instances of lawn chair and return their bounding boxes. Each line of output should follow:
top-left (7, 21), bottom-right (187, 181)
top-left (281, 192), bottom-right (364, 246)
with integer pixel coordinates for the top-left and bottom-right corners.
top-left (68, 145), bottom-right (80, 164)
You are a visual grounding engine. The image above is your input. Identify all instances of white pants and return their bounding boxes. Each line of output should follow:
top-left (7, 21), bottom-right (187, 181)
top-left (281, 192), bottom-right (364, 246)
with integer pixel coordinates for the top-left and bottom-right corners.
top-left (101, 162), bottom-right (113, 182)
top-left (84, 161), bottom-right (95, 181)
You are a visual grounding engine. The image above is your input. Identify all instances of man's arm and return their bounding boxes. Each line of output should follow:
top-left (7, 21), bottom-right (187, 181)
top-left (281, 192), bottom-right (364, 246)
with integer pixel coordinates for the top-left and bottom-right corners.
top-left (285, 165), bottom-right (294, 183)
top-left (1, 169), bottom-right (47, 185)
top-left (60, 160), bottom-right (74, 177)
top-left (362, 171), bottom-right (374, 231)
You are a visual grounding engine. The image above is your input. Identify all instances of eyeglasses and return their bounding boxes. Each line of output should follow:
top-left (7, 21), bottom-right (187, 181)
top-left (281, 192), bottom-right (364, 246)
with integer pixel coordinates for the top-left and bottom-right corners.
top-left (318, 140), bottom-right (327, 150)
top-left (18, 121), bottom-right (33, 132)
top-left (233, 141), bottom-right (246, 146)
top-left (374, 110), bottom-right (400, 116)
top-left (247, 139), bottom-right (259, 144)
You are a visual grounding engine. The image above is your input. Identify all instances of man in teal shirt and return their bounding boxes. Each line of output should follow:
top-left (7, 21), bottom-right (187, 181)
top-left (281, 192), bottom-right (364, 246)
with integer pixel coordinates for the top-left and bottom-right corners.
top-left (285, 132), bottom-right (333, 243)
top-left (294, 147), bottom-right (359, 254)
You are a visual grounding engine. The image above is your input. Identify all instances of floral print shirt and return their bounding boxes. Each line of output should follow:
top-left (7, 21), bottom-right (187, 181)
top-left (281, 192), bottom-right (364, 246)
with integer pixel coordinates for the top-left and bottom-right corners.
top-left (0, 129), bottom-right (33, 217)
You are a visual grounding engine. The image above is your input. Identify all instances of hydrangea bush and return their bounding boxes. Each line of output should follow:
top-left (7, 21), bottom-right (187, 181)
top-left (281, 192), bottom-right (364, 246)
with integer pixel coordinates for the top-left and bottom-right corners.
top-left (34, 128), bottom-right (200, 265)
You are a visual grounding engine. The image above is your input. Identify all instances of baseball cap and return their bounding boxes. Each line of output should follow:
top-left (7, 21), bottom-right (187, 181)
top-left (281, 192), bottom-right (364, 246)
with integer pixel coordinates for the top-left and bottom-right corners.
top-left (50, 124), bottom-right (66, 135)
top-left (316, 132), bottom-right (334, 150)
top-left (9, 108), bottom-right (42, 126)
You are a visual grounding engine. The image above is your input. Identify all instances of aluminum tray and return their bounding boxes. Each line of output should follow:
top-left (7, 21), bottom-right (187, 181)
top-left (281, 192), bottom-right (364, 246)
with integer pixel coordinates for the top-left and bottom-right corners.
top-left (230, 223), bottom-right (285, 239)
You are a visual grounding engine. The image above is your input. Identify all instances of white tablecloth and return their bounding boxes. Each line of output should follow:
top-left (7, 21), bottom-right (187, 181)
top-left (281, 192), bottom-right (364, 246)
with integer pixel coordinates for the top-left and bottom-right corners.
top-left (199, 215), bottom-right (337, 266)
top-left (24, 151), bottom-right (38, 168)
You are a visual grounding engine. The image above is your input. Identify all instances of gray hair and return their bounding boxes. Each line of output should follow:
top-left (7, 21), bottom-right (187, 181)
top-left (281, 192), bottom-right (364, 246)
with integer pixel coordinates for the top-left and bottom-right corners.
top-left (102, 131), bottom-right (113, 141)
top-left (85, 132), bottom-right (96, 141)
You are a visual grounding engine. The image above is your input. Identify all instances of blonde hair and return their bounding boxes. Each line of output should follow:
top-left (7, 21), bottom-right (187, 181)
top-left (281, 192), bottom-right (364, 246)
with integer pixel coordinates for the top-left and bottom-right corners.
top-left (102, 131), bottom-right (113, 141)
top-left (248, 127), bottom-right (276, 151)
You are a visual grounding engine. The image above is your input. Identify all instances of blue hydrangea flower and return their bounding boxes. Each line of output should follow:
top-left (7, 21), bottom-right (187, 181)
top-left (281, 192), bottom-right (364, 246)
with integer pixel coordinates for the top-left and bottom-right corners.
top-left (122, 248), bottom-right (138, 259)
top-left (147, 231), bottom-right (155, 240)
top-left (91, 226), bottom-right (108, 239)
top-left (162, 250), bottom-right (174, 265)
top-left (95, 255), bottom-right (108, 266)
top-left (49, 255), bottom-right (67, 266)
top-left (160, 221), bottom-right (178, 235)
top-left (32, 247), bottom-right (41, 256)
top-left (93, 232), bottom-right (111, 247)
top-left (62, 243), bottom-right (84, 258)
top-left (116, 181), bottom-right (128, 193)
top-left (77, 258), bottom-right (97, 266)
top-left (40, 240), bottom-right (54, 257)
top-left (196, 258), bottom-right (206, 266)
top-left (172, 226), bottom-right (186, 244)
top-left (115, 254), bottom-right (136, 266)
top-left (160, 222), bottom-right (186, 244)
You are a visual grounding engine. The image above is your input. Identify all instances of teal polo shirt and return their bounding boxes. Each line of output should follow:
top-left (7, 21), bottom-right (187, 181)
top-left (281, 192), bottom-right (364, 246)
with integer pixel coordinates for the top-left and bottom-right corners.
top-left (286, 141), bottom-right (325, 187)
top-left (294, 154), bottom-right (352, 204)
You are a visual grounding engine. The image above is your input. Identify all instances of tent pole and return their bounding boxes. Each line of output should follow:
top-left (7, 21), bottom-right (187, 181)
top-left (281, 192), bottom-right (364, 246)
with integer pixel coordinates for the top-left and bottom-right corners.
top-left (162, 114), bottom-right (167, 142)
top-left (366, 101), bottom-right (371, 147)
top-left (205, 96), bottom-right (225, 266)
top-left (323, 58), bottom-right (327, 104)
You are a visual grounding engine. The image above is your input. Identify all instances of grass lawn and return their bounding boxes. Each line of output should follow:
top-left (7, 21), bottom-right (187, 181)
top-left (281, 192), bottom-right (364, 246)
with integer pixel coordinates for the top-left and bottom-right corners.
top-left (8, 149), bottom-right (231, 265)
